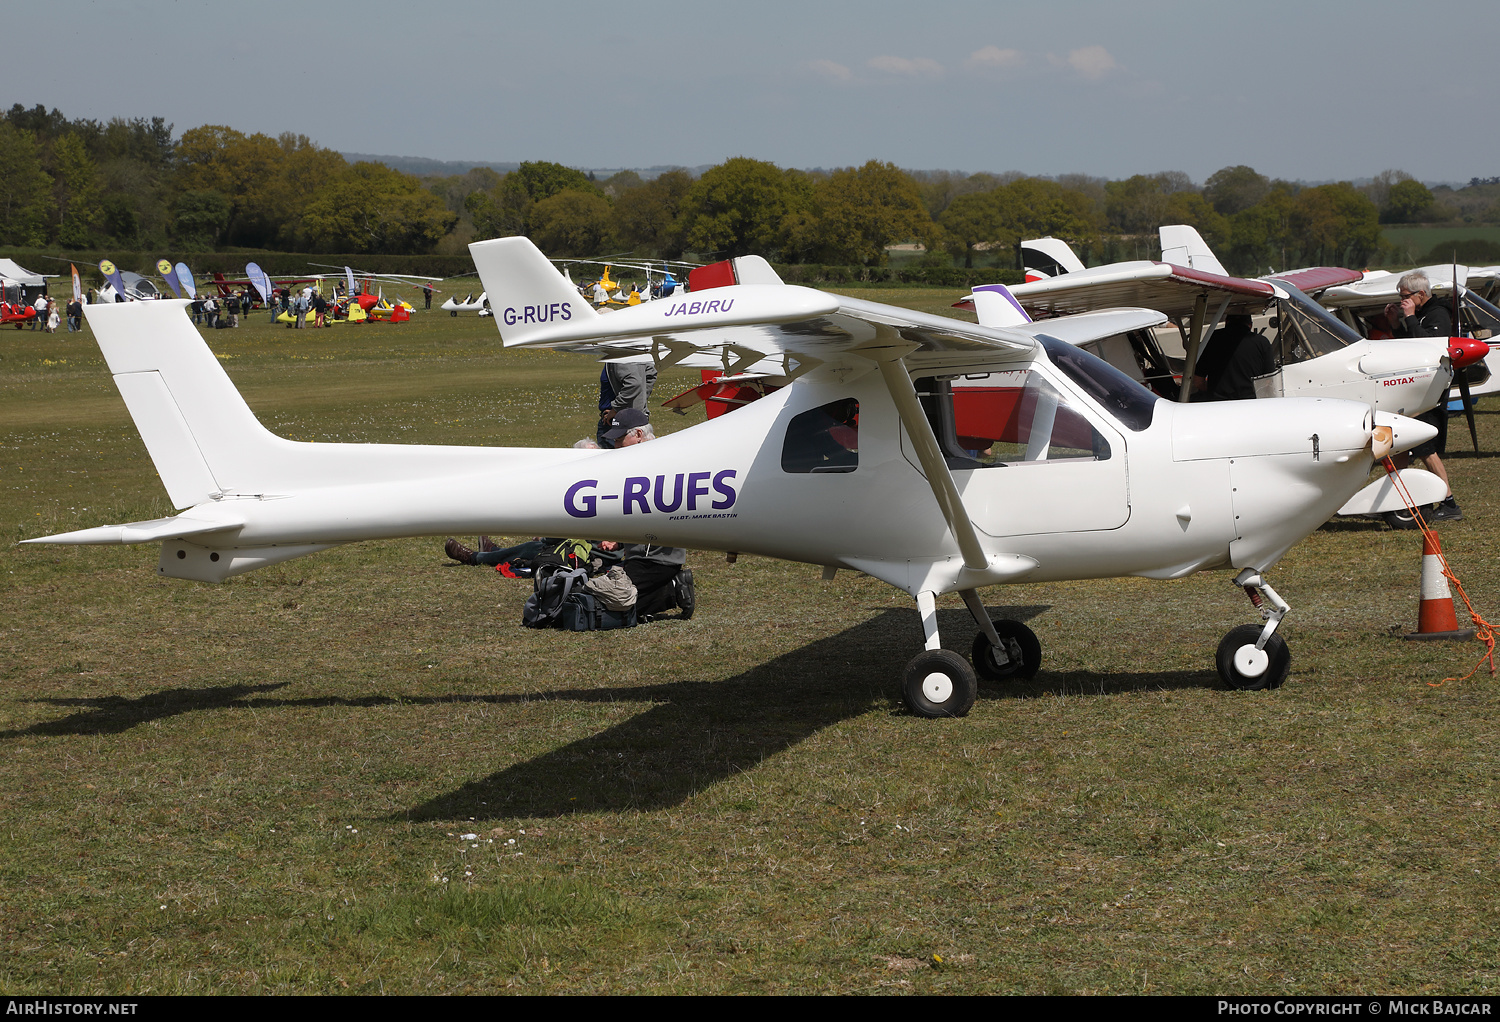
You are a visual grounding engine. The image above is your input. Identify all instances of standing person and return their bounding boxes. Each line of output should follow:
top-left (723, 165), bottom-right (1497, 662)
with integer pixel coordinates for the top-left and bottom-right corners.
top-left (1191, 313), bottom-right (1273, 401)
top-left (423, 283), bottom-right (432, 310)
top-left (66, 297), bottom-right (82, 333)
top-left (227, 291), bottom-right (240, 328)
top-left (31, 292), bottom-right (46, 329)
top-left (203, 294), bottom-right (218, 329)
top-left (595, 361), bottom-right (658, 448)
top-left (312, 290), bottom-right (327, 328)
top-left (45, 298), bottom-right (59, 333)
top-left (1385, 270), bottom-right (1462, 524)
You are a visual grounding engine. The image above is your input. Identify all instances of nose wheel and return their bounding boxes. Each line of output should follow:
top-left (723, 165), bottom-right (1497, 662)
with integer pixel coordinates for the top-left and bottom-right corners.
top-left (1216, 570), bottom-right (1292, 690)
top-left (1216, 625), bottom-right (1290, 690)
top-left (902, 649), bottom-right (978, 717)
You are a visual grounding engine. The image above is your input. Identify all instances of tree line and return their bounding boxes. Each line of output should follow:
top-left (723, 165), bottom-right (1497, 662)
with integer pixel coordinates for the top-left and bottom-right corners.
top-left (2, 103), bottom-right (1496, 276)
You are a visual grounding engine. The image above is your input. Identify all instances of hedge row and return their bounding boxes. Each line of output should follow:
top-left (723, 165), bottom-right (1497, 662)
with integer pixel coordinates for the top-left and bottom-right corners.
top-left (772, 263), bottom-right (1024, 287)
top-left (4, 249), bottom-right (480, 281)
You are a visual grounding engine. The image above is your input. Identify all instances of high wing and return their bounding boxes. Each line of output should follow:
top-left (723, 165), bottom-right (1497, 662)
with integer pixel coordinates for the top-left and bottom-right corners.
top-left (470, 237), bottom-right (1165, 379)
top-left (998, 260), bottom-right (1277, 322)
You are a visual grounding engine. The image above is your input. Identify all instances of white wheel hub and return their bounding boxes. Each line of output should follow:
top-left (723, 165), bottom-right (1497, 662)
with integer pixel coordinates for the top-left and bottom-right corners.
top-left (922, 672), bottom-right (954, 703)
top-left (1233, 643), bottom-right (1269, 678)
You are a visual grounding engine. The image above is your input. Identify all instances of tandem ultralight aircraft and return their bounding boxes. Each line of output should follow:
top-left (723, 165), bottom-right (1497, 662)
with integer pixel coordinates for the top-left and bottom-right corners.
top-left (26, 237), bottom-right (1438, 715)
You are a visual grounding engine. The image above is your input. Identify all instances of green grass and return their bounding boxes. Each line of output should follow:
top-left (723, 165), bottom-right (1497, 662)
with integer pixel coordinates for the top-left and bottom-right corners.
top-left (3, 296), bottom-right (1500, 993)
top-left (1381, 226), bottom-right (1500, 266)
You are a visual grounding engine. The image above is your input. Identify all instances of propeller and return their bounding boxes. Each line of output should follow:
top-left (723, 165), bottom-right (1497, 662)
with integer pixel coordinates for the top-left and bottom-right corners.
top-left (1454, 255), bottom-right (1480, 452)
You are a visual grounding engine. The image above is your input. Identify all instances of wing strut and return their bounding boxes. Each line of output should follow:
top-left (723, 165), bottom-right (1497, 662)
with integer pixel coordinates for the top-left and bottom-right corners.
top-left (877, 356), bottom-right (989, 572)
top-left (1177, 293), bottom-right (1232, 402)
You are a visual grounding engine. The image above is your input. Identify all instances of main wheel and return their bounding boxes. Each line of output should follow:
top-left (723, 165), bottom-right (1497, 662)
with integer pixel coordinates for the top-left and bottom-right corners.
top-left (971, 620), bottom-right (1042, 681)
top-left (902, 649), bottom-right (978, 718)
top-left (1215, 624), bottom-right (1290, 691)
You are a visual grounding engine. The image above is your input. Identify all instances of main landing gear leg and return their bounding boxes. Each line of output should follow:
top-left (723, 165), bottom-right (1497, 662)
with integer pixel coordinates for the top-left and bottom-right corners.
top-left (960, 588), bottom-right (1042, 682)
top-left (1215, 569), bottom-right (1292, 691)
top-left (901, 591), bottom-right (977, 718)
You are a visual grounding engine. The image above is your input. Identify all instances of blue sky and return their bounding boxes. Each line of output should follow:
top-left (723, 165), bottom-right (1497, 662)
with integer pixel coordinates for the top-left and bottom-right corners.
top-left (6, 0), bottom-right (1495, 184)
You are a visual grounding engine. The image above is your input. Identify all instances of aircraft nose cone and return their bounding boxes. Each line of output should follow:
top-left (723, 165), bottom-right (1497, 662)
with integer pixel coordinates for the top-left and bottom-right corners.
top-left (1374, 410), bottom-right (1438, 455)
top-left (1449, 336), bottom-right (1490, 369)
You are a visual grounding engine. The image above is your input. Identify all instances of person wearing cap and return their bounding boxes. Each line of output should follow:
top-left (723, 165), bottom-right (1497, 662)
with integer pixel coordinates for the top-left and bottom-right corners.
top-left (602, 406), bottom-right (653, 446)
top-left (596, 362), bottom-right (657, 448)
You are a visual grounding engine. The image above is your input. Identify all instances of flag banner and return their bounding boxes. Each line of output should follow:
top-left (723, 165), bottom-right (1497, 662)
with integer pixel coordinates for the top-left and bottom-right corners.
top-left (246, 263), bottom-right (274, 303)
top-left (99, 259), bottom-right (127, 300)
top-left (345, 266), bottom-right (357, 296)
top-left (175, 262), bottom-right (196, 299)
top-left (71, 264), bottom-right (81, 303)
top-left (156, 259), bottom-right (183, 298)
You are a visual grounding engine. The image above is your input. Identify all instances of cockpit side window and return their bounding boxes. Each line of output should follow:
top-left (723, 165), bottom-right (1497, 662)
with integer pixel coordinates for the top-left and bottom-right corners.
top-left (914, 370), bottom-right (1111, 470)
top-left (782, 398), bottom-right (859, 473)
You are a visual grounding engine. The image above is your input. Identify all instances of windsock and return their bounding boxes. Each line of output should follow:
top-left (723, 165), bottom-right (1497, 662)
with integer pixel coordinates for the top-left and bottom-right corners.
top-left (1404, 530), bottom-right (1476, 642)
top-left (175, 262), bottom-right (196, 299)
top-left (156, 259), bottom-right (183, 298)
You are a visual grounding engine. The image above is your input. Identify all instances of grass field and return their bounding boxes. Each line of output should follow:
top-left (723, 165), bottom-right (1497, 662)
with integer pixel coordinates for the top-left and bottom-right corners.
top-left (1381, 226), bottom-right (1500, 266)
top-left (4, 290), bottom-right (1500, 994)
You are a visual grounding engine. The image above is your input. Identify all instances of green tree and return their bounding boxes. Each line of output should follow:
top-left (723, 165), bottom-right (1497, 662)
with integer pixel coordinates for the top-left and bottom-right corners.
top-left (172, 190), bottom-right (232, 247)
top-left (678, 157), bottom-right (805, 258)
top-left (1162, 191), bottom-right (1229, 251)
top-left (302, 163), bottom-right (457, 254)
top-left (808, 161), bottom-right (931, 266)
top-left (611, 169), bottom-right (692, 256)
top-left (1293, 182), bottom-right (1381, 266)
top-left (939, 190), bottom-right (1005, 267)
top-left (1383, 179), bottom-right (1435, 224)
top-left (0, 122), bottom-right (54, 246)
top-left (529, 189), bottom-right (613, 255)
top-left (1203, 165), bottom-right (1270, 216)
top-left (53, 133), bottom-right (103, 248)
top-left (1105, 172), bottom-right (1195, 234)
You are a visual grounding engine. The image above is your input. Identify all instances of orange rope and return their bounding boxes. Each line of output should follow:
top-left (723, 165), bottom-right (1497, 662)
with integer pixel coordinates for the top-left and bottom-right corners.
top-left (1382, 457), bottom-right (1497, 686)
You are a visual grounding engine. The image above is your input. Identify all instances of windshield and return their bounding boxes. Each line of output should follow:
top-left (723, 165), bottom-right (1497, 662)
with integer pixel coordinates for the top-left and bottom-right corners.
top-left (1038, 335), bottom-right (1159, 431)
top-left (1268, 280), bottom-right (1363, 361)
top-left (1464, 290), bottom-right (1500, 337)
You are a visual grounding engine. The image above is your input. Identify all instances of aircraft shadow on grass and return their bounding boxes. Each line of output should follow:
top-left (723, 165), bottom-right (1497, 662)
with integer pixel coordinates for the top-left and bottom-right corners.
top-left (4, 605), bottom-right (1221, 817)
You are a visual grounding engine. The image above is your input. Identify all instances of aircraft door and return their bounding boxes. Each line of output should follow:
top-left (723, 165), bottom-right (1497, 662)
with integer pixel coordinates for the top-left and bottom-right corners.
top-left (906, 367), bottom-right (1130, 537)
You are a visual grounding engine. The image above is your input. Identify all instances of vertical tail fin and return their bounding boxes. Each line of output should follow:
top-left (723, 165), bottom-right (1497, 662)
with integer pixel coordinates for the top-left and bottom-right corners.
top-left (969, 283), bottom-right (1032, 328)
top-left (470, 236), bottom-right (597, 346)
top-left (1159, 225), bottom-right (1228, 276)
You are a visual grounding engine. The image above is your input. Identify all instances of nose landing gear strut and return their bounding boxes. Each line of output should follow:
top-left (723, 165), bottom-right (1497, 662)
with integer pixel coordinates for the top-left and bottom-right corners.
top-left (1217, 569), bottom-right (1291, 690)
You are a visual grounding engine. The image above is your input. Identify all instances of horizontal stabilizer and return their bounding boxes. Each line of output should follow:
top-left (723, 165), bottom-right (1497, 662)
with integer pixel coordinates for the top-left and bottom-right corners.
top-left (1337, 469), bottom-right (1447, 516)
top-left (22, 514), bottom-right (247, 546)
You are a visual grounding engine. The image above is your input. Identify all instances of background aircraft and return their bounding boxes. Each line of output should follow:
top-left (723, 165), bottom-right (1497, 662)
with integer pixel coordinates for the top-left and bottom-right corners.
top-left (26, 238), bottom-right (1436, 713)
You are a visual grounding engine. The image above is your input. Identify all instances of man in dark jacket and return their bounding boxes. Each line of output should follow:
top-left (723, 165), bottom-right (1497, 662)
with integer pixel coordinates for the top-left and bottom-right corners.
top-left (1193, 313), bottom-right (1273, 401)
top-left (1385, 270), bottom-right (1461, 524)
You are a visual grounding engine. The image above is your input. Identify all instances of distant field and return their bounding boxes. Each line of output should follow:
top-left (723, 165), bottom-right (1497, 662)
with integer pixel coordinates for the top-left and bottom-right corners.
top-left (1381, 226), bottom-right (1500, 266)
top-left (3, 298), bottom-right (1499, 993)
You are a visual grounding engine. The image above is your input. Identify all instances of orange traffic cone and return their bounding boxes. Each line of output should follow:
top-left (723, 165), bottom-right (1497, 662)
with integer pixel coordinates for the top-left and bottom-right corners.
top-left (1404, 530), bottom-right (1476, 641)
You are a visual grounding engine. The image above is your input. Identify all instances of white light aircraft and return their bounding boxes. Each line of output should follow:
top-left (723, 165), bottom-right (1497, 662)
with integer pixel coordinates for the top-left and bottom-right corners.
top-left (25, 238), bottom-right (1437, 714)
top-left (440, 291), bottom-right (489, 315)
top-left (968, 227), bottom-right (1489, 516)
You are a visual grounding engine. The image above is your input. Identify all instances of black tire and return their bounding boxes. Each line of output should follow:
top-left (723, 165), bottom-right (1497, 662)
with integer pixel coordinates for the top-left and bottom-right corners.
top-left (1215, 624), bottom-right (1290, 691)
top-left (971, 620), bottom-right (1042, 681)
top-left (902, 649), bottom-right (977, 718)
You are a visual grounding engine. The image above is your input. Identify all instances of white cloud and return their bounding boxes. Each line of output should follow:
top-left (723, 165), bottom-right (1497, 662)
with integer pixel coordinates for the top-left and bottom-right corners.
top-left (808, 59), bottom-right (853, 82)
top-left (965, 46), bottom-right (1025, 72)
top-left (1065, 45), bottom-right (1118, 80)
top-left (867, 55), bottom-right (944, 77)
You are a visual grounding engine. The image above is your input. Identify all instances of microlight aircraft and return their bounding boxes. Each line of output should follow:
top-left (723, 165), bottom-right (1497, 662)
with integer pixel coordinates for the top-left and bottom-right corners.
top-left (27, 238), bottom-right (1437, 715)
top-left (964, 228), bottom-right (1489, 516)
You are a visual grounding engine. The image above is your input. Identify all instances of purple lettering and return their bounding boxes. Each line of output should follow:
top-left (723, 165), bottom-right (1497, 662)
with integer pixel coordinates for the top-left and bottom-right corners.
top-left (523, 306), bottom-right (536, 324)
top-left (705, 299), bottom-right (721, 314)
top-left (623, 476), bottom-right (651, 515)
top-left (689, 301), bottom-right (702, 315)
top-left (686, 471), bottom-right (712, 511)
top-left (720, 299), bottom-right (734, 313)
top-left (561, 303), bottom-right (572, 321)
top-left (504, 307), bottom-right (517, 325)
top-left (564, 479), bottom-right (598, 519)
top-left (653, 473), bottom-right (684, 513)
top-left (711, 469), bottom-right (738, 509)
